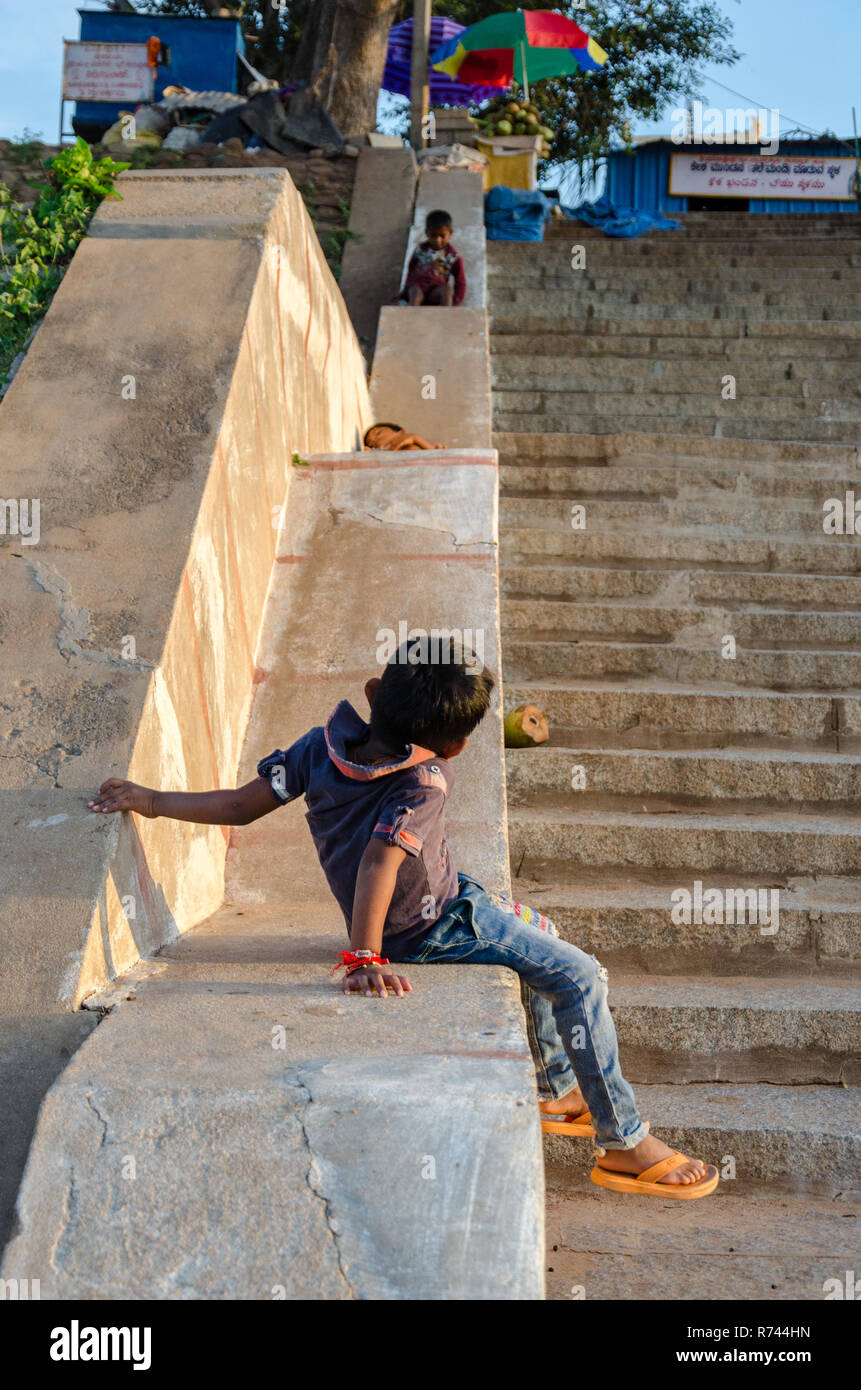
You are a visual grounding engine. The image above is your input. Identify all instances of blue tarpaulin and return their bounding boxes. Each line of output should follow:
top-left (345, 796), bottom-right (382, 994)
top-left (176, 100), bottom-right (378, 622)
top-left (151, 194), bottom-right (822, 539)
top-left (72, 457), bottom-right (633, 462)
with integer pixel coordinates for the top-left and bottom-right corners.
top-left (485, 186), bottom-right (550, 241)
top-left (561, 193), bottom-right (682, 238)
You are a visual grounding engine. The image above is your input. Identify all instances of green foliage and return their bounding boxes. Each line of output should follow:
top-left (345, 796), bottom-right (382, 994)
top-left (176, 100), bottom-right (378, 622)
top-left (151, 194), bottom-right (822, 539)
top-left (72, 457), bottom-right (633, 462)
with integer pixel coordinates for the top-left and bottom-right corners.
top-left (0, 139), bottom-right (129, 391)
top-left (322, 223), bottom-right (362, 279)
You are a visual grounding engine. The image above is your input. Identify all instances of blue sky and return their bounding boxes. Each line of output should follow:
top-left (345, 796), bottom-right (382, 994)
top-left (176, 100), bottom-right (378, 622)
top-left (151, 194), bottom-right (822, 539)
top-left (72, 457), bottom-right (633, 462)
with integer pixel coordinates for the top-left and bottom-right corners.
top-left (1, 1), bottom-right (859, 144)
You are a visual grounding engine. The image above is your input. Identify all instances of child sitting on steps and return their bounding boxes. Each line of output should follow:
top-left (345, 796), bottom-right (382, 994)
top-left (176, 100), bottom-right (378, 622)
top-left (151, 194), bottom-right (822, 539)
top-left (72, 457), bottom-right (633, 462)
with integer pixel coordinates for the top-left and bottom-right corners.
top-left (89, 640), bottom-right (718, 1201)
top-left (400, 209), bottom-right (467, 307)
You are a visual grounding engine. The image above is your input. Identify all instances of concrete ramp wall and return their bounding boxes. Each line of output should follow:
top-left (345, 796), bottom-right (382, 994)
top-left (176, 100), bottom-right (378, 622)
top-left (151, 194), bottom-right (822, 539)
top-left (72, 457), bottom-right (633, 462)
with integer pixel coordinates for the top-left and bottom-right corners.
top-left (0, 168), bottom-right (369, 1245)
top-left (3, 448), bottom-right (543, 1299)
top-left (1, 167), bottom-right (543, 1298)
top-left (370, 169), bottom-right (491, 449)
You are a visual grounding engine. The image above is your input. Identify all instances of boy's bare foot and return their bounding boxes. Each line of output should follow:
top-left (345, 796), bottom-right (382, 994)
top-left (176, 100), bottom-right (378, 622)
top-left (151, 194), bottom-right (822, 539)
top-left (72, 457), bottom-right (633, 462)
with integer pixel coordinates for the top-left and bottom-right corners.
top-left (597, 1133), bottom-right (709, 1186)
top-left (538, 1085), bottom-right (588, 1119)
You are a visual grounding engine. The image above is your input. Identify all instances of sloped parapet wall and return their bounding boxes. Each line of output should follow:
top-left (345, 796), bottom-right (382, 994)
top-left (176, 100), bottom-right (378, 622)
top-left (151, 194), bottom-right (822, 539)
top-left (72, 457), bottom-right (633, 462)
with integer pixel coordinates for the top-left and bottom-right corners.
top-left (0, 169), bottom-right (370, 1013)
top-left (2, 449), bottom-right (544, 1300)
top-left (0, 168), bottom-right (369, 1248)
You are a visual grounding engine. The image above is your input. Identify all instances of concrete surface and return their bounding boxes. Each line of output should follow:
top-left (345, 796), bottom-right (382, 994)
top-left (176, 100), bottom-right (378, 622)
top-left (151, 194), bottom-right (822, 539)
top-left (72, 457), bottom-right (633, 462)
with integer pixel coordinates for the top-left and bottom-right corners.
top-left (371, 308), bottom-right (492, 449)
top-left (401, 166), bottom-right (487, 310)
top-left (3, 450), bottom-right (545, 1299)
top-left (339, 147), bottom-right (418, 356)
top-left (1, 926), bottom-right (540, 1300)
top-left (0, 168), bottom-right (369, 1254)
top-left (544, 1167), bottom-right (860, 1300)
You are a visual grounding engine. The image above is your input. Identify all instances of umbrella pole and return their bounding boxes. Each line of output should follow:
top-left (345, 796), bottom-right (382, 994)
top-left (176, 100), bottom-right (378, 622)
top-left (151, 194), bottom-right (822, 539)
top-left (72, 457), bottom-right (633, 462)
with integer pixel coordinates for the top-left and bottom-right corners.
top-left (520, 39), bottom-right (530, 101)
top-left (410, 0), bottom-right (432, 150)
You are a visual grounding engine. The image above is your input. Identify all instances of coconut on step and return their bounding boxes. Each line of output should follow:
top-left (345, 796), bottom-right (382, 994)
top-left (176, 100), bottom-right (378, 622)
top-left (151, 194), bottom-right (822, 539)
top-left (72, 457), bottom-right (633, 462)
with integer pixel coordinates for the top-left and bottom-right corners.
top-left (504, 704), bottom-right (549, 747)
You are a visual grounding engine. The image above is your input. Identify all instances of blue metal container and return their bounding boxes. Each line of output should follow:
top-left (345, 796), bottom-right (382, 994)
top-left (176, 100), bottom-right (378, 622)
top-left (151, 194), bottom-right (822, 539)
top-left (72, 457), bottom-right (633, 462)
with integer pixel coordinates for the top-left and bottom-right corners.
top-left (73, 7), bottom-right (244, 139)
top-left (606, 137), bottom-right (858, 215)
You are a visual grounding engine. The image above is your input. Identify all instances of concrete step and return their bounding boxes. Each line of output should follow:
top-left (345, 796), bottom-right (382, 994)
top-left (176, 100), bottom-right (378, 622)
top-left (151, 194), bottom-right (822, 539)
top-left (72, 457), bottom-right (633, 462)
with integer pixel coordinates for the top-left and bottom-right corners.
top-left (501, 463), bottom-right (859, 501)
top-left (494, 411), bottom-right (858, 443)
top-left (491, 241), bottom-right (861, 268)
top-left (542, 1081), bottom-right (861, 1192)
top-left (489, 312), bottom-right (861, 341)
top-left (503, 679), bottom-right (861, 752)
top-left (499, 528), bottom-right (861, 576)
top-left (492, 330), bottom-right (861, 361)
top-left (492, 389), bottom-right (861, 424)
top-left (494, 429), bottom-right (861, 470)
top-left (509, 803), bottom-right (861, 876)
top-left (510, 869), bottom-right (861, 976)
top-left (503, 597), bottom-right (861, 647)
top-left (492, 214), bottom-right (861, 1248)
top-left (489, 266), bottom-right (861, 296)
top-left (501, 563), bottom-right (861, 609)
top-left (503, 634), bottom-right (861, 690)
top-left (609, 974), bottom-right (860, 1084)
top-left (491, 289), bottom-right (861, 319)
top-left (506, 745), bottom-right (861, 807)
top-left (492, 357), bottom-right (861, 393)
top-left (543, 1175), bottom-right (861, 1300)
top-left (500, 494), bottom-right (857, 538)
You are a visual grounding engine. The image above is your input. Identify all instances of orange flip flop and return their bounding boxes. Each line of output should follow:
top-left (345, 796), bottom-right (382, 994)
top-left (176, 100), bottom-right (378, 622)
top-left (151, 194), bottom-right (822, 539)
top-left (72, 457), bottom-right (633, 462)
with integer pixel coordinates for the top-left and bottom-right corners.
top-left (540, 1109), bottom-right (595, 1137)
top-left (540, 1113), bottom-right (650, 1139)
top-left (590, 1151), bottom-right (719, 1200)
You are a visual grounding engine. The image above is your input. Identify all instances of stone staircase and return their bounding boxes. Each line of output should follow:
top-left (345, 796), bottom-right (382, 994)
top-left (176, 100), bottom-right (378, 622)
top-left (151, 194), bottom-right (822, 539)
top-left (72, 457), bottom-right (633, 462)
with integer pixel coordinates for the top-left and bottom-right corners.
top-left (488, 211), bottom-right (861, 1300)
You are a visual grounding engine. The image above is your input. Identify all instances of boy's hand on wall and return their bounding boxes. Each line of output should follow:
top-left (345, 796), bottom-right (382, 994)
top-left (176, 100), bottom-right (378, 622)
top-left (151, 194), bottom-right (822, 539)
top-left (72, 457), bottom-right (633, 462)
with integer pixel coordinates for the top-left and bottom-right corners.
top-left (340, 965), bottom-right (412, 998)
top-left (88, 779), bottom-right (156, 818)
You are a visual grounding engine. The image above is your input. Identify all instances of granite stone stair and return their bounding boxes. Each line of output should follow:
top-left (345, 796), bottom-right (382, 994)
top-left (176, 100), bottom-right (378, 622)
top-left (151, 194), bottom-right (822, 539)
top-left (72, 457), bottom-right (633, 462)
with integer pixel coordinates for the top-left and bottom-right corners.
top-left (490, 210), bottom-right (861, 1300)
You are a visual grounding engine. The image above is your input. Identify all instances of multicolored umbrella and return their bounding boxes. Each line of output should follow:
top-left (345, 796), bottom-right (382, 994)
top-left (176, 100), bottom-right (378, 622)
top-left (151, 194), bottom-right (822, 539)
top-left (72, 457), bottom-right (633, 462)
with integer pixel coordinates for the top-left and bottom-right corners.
top-left (383, 17), bottom-right (502, 106)
top-left (431, 9), bottom-right (608, 99)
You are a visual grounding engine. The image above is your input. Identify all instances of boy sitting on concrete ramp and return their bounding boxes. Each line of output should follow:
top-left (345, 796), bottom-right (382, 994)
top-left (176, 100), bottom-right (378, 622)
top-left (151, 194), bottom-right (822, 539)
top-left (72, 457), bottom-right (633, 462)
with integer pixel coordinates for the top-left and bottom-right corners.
top-left (400, 209), bottom-right (467, 307)
top-left (89, 640), bottom-right (717, 1200)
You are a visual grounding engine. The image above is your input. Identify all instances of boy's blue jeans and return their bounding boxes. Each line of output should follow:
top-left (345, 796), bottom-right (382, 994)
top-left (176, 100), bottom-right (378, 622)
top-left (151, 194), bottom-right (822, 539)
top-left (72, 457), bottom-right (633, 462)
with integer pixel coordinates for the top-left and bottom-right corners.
top-left (401, 874), bottom-right (648, 1151)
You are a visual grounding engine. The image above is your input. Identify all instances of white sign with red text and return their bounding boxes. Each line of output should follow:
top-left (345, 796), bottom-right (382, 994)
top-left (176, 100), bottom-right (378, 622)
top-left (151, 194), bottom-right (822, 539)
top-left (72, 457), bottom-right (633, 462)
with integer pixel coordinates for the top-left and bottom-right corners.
top-left (669, 152), bottom-right (856, 201)
top-left (62, 42), bottom-right (153, 103)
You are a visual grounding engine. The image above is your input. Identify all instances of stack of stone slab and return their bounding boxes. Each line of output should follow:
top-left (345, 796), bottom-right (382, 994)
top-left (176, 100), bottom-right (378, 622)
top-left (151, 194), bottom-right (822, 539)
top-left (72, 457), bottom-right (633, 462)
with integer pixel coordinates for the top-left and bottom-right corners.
top-left (490, 210), bottom-right (861, 1299)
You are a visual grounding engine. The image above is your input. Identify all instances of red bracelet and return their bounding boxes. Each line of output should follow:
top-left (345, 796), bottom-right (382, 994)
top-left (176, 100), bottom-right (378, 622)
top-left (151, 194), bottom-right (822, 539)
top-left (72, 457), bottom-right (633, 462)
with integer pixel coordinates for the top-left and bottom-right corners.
top-left (330, 950), bottom-right (390, 977)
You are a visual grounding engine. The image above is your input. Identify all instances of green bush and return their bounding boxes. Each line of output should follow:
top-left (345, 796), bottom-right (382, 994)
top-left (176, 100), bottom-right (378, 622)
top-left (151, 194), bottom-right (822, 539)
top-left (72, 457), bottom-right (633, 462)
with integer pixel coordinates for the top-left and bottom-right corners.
top-left (0, 138), bottom-right (129, 392)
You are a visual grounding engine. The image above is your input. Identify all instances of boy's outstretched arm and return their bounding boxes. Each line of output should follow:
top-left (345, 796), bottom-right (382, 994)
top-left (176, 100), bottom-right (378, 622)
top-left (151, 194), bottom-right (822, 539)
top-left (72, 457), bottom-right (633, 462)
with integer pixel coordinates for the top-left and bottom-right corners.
top-left (87, 776), bottom-right (279, 826)
top-left (394, 433), bottom-right (445, 450)
top-left (342, 838), bottom-right (412, 998)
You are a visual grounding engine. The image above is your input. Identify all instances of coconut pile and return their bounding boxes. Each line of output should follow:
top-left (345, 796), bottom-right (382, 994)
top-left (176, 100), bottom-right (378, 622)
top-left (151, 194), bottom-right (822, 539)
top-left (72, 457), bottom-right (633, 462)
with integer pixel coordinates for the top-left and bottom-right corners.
top-left (472, 96), bottom-right (554, 157)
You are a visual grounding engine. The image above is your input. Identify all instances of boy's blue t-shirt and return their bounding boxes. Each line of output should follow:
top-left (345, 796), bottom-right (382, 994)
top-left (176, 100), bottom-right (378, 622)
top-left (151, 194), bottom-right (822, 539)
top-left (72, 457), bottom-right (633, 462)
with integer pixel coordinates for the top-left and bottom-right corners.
top-left (257, 700), bottom-right (459, 951)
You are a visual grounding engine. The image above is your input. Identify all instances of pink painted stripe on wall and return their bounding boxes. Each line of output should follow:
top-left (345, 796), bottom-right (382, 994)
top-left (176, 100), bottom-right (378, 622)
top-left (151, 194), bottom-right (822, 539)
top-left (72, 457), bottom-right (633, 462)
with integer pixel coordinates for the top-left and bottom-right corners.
top-left (298, 452), bottom-right (498, 470)
top-left (180, 572), bottom-right (230, 845)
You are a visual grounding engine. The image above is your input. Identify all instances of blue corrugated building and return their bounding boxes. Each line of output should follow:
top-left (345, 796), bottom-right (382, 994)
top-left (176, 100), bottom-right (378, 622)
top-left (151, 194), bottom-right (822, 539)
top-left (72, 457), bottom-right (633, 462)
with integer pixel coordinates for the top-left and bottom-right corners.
top-left (606, 136), bottom-right (859, 215)
top-left (72, 8), bottom-right (244, 140)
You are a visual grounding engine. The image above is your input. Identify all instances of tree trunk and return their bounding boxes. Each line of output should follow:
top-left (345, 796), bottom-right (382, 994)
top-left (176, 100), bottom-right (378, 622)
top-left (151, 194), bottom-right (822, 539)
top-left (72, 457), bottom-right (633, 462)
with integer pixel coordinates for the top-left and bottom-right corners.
top-left (291, 0), bottom-right (400, 138)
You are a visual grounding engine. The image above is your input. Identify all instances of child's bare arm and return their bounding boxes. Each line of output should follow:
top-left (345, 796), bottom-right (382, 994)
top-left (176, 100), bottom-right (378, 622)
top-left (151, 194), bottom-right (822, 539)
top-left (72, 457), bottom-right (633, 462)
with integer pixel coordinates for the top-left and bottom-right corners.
top-left (395, 433), bottom-right (444, 450)
top-left (88, 776), bottom-right (279, 826)
top-left (342, 838), bottom-right (412, 997)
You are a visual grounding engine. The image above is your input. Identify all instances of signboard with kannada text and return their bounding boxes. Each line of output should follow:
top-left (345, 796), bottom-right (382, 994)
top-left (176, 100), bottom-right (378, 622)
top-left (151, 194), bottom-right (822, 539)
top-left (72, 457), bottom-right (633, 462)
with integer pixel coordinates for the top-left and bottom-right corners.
top-left (669, 152), bottom-right (856, 201)
top-left (62, 41), bottom-right (153, 104)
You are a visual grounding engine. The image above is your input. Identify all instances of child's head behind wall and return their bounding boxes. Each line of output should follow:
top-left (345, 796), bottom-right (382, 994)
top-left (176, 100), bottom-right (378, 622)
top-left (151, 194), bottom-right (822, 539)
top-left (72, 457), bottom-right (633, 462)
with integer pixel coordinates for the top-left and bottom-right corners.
top-left (364, 422), bottom-right (403, 448)
top-left (371, 638), bottom-right (494, 755)
top-left (425, 209), bottom-right (453, 249)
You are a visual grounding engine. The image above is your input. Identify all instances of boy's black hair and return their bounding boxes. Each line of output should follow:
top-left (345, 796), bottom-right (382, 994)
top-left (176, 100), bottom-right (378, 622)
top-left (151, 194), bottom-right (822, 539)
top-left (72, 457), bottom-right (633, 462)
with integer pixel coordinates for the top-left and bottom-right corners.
top-left (372, 640), bottom-right (494, 752)
top-left (364, 422), bottom-right (403, 445)
top-left (425, 209), bottom-right (453, 233)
